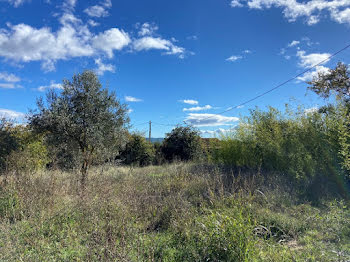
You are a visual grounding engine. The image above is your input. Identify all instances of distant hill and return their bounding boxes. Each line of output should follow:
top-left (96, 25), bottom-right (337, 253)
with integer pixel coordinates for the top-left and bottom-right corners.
top-left (149, 138), bottom-right (164, 143)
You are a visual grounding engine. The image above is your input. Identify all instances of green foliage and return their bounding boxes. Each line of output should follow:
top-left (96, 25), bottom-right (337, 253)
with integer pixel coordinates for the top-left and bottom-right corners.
top-left (121, 134), bottom-right (155, 166)
top-left (29, 70), bottom-right (129, 180)
top-left (162, 125), bottom-right (201, 162)
top-left (6, 126), bottom-right (49, 173)
top-left (0, 118), bottom-right (19, 172)
top-left (308, 62), bottom-right (350, 103)
top-left (213, 105), bottom-right (348, 198)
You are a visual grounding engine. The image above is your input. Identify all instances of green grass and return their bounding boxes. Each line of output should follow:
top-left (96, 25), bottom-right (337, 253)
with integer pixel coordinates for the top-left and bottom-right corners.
top-left (0, 163), bottom-right (349, 261)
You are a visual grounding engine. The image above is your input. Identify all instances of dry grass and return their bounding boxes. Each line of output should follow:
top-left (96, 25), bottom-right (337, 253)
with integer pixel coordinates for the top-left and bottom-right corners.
top-left (0, 163), bottom-right (349, 261)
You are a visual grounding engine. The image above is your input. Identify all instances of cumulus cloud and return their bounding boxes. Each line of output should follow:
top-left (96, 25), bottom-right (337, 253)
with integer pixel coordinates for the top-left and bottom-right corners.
top-left (180, 99), bottom-right (199, 105)
top-left (0, 72), bottom-right (20, 82)
top-left (37, 81), bottom-right (63, 92)
top-left (125, 96), bottom-right (142, 102)
top-left (133, 23), bottom-right (187, 58)
top-left (297, 50), bottom-right (330, 68)
top-left (84, 5), bottom-right (109, 17)
top-left (94, 58), bottom-right (115, 75)
top-left (0, 15), bottom-right (131, 71)
top-left (92, 28), bottom-right (131, 58)
top-left (137, 23), bottom-right (159, 36)
top-left (0, 108), bottom-right (25, 120)
top-left (183, 105), bottom-right (213, 112)
top-left (84, 0), bottom-right (112, 17)
top-left (185, 113), bottom-right (239, 127)
top-left (133, 37), bottom-right (185, 58)
top-left (297, 65), bottom-right (330, 82)
top-left (230, 0), bottom-right (350, 25)
top-left (295, 49), bottom-right (331, 82)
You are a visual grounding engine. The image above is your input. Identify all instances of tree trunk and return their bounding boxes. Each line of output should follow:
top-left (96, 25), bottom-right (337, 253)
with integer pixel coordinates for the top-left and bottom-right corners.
top-left (80, 159), bottom-right (88, 191)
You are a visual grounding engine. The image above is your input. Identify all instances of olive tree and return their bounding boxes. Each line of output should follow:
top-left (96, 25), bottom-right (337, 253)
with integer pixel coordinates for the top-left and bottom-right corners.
top-left (29, 70), bottom-right (129, 186)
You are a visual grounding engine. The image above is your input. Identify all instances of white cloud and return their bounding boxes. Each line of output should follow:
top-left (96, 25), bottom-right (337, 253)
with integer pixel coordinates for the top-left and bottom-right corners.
top-left (180, 99), bottom-right (199, 105)
top-left (138, 23), bottom-right (159, 36)
top-left (185, 113), bottom-right (239, 127)
top-left (88, 19), bottom-right (99, 27)
top-left (183, 105), bottom-right (213, 112)
top-left (0, 17), bottom-right (131, 70)
top-left (288, 40), bottom-right (300, 47)
top-left (125, 96), bottom-right (142, 102)
top-left (331, 7), bottom-right (350, 24)
top-left (37, 81), bottom-right (63, 92)
top-left (0, 108), bottom-right (25, 120)
top-left (92, 28), bottom-right (131, 58)
top-left (94, 58), bottom-right (115, 75)
top-left (304, 107), bottom-right (319, 114)
top-left (243, 49), bottom-right (251, 54)
top-left (231, 0), bottom-right (243, 7)
top-left (297, 50), bottom-right (330, 68)
top-left (0, 83), bottom-right (16, 89)
top-left (5, 0), bottom-right (28, 7)
top-left (201, 128), bottom-right (234, 136)
top-left (0, 72), bottom-right (20, 82)
top-left (84, 5), bottom-right (109, 17)
top-left (297, 65), bottom-right (330, 82)
top-left (230, 0), bottom-right (350, 25)
top-left (226, 55), bottom-right (243, 62)
top-left (133, 36), bottom-right (185, 58)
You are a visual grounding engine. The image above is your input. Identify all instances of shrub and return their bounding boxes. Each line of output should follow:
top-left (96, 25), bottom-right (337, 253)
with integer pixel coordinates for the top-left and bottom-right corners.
top-left (213, 105), bottom-right (346, 193)
top-left (120, 134), bottom-right (155, 166)
top-left (162, 126), bottom-right (201, 162)
top-left (0, 118), bottom-right (19, 173)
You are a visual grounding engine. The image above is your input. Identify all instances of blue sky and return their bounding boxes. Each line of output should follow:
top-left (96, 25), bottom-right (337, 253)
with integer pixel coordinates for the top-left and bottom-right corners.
top-left (1, 0), bottom-right (350, 137)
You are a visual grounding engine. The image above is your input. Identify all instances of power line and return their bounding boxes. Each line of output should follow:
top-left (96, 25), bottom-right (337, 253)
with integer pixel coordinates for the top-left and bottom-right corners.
top-left (185, 42), bottom-right (350, 124)
top-left (131, 42), bottom-right (350, 129)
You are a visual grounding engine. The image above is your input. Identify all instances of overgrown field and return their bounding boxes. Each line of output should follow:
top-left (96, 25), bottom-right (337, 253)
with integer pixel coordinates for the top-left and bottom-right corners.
top-left (1, 163), bottom-right (349, 261)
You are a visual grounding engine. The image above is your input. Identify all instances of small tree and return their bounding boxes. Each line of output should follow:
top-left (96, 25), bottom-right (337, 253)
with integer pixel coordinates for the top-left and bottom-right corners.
top-left (162, 125), bottom-right (201, 162)
top-left (121, 134), bottom-right (155, 166)
top-left (29, 70), bottom-right (129, 186)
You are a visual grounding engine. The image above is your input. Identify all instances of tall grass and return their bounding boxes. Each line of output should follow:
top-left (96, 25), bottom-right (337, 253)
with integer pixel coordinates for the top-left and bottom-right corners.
top-left (0, 163), bottom-right (349, 261)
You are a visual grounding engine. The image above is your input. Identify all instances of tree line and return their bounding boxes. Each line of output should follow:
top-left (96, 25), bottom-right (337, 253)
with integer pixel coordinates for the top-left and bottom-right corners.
top-left (1, 63), bottom-right (350, 196)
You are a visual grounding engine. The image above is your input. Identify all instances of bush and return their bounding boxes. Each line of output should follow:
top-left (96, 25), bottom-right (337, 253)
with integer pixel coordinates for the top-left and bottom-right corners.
top-left (162, 126), bottom-right (201, 162)
top-left (6, 126), bottom-right (49, 173)
top-left (213, 105), bottom-right (347, 195)
top-left (0, 118), bottom-right (19, 173)
top-left (120, 134), bottom-right (155, 166)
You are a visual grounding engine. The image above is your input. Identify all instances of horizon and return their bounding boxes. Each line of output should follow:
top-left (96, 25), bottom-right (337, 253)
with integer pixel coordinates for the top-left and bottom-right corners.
top-left (1, 0), bottom-right (350, 137)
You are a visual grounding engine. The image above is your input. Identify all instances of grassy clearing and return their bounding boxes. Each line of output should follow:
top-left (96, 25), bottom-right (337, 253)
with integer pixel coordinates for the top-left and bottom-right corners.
top-left (0, 163), bottom-right (349, 261)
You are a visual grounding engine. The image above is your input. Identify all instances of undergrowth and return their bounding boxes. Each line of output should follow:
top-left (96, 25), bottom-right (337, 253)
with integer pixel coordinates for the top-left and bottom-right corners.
top-left (0, 163), bottom-right (349, 261)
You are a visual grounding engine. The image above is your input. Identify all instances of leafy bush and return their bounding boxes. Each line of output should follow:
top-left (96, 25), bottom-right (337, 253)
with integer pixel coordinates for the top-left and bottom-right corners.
top-left (121, 134), bottom-right (155, 166)
top-left (0, 118), bottom-right (19, 172)
top-left (162, 126), bottom-right (201, 162)
top-left (213, 105), bottom-right (347, 196)
top-left (6, 126), bottom-right (49, 173)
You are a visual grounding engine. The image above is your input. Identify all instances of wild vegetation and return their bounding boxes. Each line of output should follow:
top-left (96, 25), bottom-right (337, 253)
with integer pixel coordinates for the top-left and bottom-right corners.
top-left (1, 64), bottom-right (350, 261)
